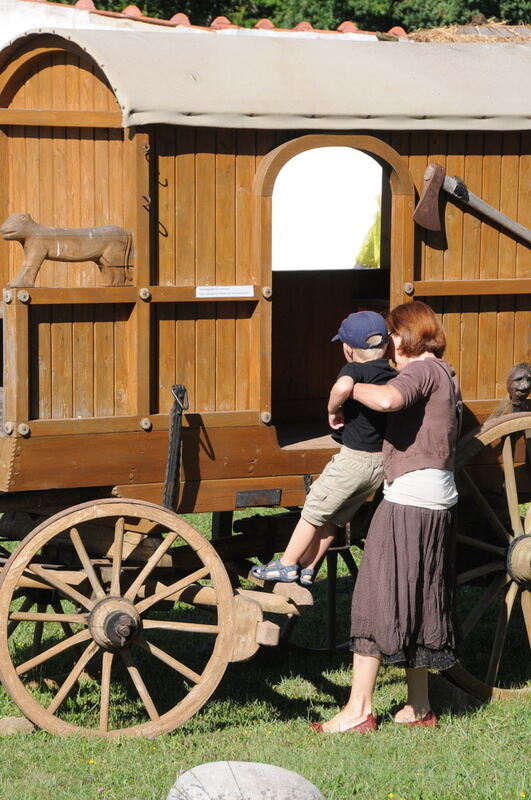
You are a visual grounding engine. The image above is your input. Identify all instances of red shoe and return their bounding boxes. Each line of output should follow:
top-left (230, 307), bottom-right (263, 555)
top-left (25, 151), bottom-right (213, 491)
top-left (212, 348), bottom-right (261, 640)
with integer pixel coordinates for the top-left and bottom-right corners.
top-left (406, 711), bottom-right (439, 728)
top-left (309, 713), bottom-right (378, 734)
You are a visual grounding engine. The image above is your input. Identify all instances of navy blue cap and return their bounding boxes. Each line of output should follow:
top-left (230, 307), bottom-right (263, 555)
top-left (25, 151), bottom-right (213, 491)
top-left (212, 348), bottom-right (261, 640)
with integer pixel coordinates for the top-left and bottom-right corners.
top-left (331, 311), bottom-right (388, 349)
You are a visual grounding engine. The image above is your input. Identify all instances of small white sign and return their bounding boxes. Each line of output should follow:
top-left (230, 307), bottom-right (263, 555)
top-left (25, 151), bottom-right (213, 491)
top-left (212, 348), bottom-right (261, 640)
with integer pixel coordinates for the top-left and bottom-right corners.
top-left (195, 285), bottom-right (255, 299)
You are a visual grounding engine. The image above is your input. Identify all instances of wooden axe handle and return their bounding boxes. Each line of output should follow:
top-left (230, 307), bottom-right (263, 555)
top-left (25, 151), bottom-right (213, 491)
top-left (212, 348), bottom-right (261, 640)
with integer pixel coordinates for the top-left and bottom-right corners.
top-left (414, 162), bottom-right (531, 245)
top-left (443, 175), bottom-right (531, 245)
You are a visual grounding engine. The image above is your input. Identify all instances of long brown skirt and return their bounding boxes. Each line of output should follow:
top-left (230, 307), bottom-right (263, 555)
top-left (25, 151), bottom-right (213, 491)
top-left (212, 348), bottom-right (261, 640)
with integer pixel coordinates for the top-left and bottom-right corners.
top-left (350, 499), bottom-right (458, 670)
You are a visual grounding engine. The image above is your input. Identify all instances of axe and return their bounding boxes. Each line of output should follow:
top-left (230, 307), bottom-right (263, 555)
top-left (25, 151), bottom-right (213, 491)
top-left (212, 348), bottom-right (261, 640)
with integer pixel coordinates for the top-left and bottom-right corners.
top-left (413, 162), bottom-right (531, 245)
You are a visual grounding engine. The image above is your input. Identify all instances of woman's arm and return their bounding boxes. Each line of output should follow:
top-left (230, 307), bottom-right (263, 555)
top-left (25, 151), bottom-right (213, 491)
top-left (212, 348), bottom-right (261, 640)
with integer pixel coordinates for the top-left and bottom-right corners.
top-left (352, 382), bottom-right (405, 411)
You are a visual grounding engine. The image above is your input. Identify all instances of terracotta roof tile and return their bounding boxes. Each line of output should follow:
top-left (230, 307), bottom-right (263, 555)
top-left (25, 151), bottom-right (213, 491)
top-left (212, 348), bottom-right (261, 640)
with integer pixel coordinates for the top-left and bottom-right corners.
top-left (8, 0), bottom-right (406, 37)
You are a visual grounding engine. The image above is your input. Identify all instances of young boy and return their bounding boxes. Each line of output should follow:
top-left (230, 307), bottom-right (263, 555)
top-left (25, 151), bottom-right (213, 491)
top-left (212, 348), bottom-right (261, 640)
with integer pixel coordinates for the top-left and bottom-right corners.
top-left (251, 310), bottom-right (396, 586)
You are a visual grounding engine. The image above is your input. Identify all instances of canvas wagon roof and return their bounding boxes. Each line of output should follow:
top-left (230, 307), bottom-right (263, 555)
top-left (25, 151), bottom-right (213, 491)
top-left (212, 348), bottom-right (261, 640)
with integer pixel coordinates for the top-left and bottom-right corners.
top-left (2, 27), bottom-right (530, 131)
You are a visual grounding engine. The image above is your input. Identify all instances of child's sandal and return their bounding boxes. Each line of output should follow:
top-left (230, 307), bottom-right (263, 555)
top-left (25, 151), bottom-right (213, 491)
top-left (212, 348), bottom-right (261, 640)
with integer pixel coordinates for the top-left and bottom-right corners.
top-left (299, 568), bottom-right (315, 586)
top-left (250, 558), bottom-right (299, 583)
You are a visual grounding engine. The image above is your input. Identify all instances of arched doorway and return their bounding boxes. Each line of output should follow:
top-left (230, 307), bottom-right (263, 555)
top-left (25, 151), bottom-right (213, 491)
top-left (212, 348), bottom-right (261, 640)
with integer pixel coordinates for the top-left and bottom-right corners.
top-left (252, 134), bottom-right (415, 434)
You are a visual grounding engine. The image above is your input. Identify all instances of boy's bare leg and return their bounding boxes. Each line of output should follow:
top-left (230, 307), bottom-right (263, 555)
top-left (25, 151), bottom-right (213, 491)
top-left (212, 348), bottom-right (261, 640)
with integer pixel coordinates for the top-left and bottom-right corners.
top-left (321, 653), bottom-right (380, 731)
top-left (298, 521), bottom-right (337, 571)
top-left (394, 667), bottom-right (431, 722)
top-left (280, 518), bottom-right (336, 569)
top-left (280, 517), bottom-right (319, 566)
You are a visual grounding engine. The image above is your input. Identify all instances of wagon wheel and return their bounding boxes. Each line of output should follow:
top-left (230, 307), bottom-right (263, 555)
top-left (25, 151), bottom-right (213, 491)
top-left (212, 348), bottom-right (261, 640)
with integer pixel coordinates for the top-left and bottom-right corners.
top-left (0, 499), bottom-right (235, 737)
top-left (448, 412), bottom-right (531, 699)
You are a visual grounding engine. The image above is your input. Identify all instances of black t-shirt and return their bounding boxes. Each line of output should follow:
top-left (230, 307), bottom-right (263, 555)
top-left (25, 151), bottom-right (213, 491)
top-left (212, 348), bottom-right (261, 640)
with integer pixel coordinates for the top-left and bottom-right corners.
top-left (337, 359), bottom-right (397, 452)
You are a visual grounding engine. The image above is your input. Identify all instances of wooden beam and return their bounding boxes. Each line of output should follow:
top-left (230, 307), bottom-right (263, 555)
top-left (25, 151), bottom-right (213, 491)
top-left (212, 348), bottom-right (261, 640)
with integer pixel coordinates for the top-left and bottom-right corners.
top-left (411, 278), bottom-right (530, 297)
top-left (0, 110), bottom-right (123, 128)
top-left (13, 287), bottom-right (137, 305)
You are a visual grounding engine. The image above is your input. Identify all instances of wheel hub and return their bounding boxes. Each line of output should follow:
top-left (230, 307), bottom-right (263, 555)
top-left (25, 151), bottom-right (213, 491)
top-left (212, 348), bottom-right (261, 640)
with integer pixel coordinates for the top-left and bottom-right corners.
top-left (506, 534), bottom-right (531, 585)
top-left (88, 597), bottom-right (142, 649)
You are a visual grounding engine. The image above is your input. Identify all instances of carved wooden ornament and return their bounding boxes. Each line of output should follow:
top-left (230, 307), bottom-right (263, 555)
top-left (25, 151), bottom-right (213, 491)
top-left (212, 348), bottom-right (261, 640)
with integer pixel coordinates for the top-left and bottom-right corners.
top-left (0, 213), bottom-right (133, 287)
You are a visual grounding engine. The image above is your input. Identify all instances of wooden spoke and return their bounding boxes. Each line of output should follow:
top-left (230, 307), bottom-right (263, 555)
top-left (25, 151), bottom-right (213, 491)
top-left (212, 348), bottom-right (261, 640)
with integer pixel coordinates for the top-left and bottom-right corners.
top-left (459, 468), bottom-right (511, 544)
top-left (16, 629), bottom-right (92, 675)
top-left (7, 595), bottom-right (34, 638)
top-left (119, 648), bottom-right (159, 721)
top-left (456, 533), bottom-right (506, 557)
top-left (110, 517), bottom-right (125, 597)
top-left (134, 637), bottom-right (201, 684)
top-left (135, 566), bottom-right (210, 614)
top-left (124, 530), bottom-right (180, 602)
top-left (143, 619), bottom-right (220, 635)
top-left (521, 590), bottom-right (531, 648)
top-left (30, 603), bottom-right (47, 659)
top-left (52, 600), bottom-right (82, 639)
top-left (69, 527), bottom-right (106, 600)
top-left (501, 436), bottom-right (524, 537)
top-left (28, 564), bottom-right (94, 611)
top-left (485, 581), bottom-right (519, 687)
top-left (457, 561), bottom-right (505, 585)
top-left (99, 651), bottom-right (113, 733)
top-left (462, 572), bottom-right (510, 638)
top-left (9, 611), bottom-right (88, 625)
top-left (47, 641), bottom-right (100, 715)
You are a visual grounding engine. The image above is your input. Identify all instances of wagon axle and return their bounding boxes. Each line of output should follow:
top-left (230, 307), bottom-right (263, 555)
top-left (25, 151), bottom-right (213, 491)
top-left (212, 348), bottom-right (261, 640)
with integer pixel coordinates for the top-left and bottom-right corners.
top-left (89, 597), bottom-right (141, 650)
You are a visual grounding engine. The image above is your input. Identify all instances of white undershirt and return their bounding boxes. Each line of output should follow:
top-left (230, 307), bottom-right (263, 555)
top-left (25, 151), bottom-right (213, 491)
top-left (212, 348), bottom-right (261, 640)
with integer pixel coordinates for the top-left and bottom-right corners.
top-left (383, 468), bottom-right (458, 510)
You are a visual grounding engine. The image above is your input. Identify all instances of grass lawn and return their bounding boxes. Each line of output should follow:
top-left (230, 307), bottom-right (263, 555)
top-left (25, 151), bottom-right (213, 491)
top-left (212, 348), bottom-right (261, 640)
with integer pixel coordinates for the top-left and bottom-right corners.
top-left (0, 509), bottom-right (529, 800)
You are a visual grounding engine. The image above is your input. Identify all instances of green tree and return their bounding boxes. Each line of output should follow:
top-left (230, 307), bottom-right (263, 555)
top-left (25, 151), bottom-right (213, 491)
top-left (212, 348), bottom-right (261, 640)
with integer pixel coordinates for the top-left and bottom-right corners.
top-left (84, 0), bottom-right (530, 28)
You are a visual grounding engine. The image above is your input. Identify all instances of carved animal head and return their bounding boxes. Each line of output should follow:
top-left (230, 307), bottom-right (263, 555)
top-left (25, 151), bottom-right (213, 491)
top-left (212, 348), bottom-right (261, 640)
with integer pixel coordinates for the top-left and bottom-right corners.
top-left (507, 362), bottom-right (531, 409)
top-left (0, 213), bottom-right (38, 241)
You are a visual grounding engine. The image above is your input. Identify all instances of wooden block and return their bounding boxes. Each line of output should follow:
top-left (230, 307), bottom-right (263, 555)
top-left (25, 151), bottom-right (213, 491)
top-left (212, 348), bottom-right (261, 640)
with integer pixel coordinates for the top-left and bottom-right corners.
top-left (230, 594), bottom-right (262, 663)
top-left (255, 620), bottom-right (280, 647)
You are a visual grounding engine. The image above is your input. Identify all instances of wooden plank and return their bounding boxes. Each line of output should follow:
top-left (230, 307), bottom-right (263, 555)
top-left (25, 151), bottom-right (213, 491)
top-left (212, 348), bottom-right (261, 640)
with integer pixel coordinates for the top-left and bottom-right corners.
top-left (0, 110), bottom-right (123, 127)
top-left (442, 133), bottom-right (465, 370)
top-left (460, 132), bottom-right (483, 402)
top-left (171, 127), bottom-right (196, 412)
top-left (26, 410), bottom-right (261, 436)
top-left (52, 54), bottom-right (68, 287)
top-left (216, 129), bottom-right (236, 411)
top-left (133, 131), bottom-right (152, 416)
top-left (94, 304), bottom-right (114, 416)
top-left (21, 288), bottom-right (138, 305)
top-left (0, 127), bottom-right (9, 288)
top-left (195, 128), bottom-right (216, 411)
top-left (115, 474), bottom-right (313, 513)
top-left (72, 305), bottom-right (93, 418)
top-left (495, 132), bottom-right (520, 397)
top-left (156, 126), bottom-right (176, 287)
top-left (478, 133), bottom-right (501, 400)
top-left (516, 131), bottom-right (530, 281)
top-left (51, 305), bottom-right (73, 418)
top-left (79, 63), bottom-right (96, 288)
top-left (114, 303), bottom-right (133, 416)
top-left (3, 301), bottom-right (29, 423)
top-left (410, 279), bottom-right (529, 297)
top-left (424, 132), bottom-right (447, 282)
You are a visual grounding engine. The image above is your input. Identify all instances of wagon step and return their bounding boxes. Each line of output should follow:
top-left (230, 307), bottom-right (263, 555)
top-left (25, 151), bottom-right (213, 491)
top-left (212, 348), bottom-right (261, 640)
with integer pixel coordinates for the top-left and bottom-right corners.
top-left (227, 558), bottom-right (314, 608)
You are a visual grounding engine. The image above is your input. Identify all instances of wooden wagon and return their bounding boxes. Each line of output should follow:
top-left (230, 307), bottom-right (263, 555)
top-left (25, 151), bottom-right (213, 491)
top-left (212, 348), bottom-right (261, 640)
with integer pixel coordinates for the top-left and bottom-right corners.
top-left (0, 25), bottom-right (529, 736)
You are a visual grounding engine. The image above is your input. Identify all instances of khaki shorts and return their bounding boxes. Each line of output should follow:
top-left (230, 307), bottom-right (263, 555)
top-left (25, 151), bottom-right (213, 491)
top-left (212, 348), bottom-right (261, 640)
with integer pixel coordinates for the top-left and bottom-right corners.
top-left (302, 446), bottom-right (383, 527)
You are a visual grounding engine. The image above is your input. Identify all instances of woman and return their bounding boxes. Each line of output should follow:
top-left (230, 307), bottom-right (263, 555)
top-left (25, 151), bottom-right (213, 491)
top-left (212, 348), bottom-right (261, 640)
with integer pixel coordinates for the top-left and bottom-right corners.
top-left (314, 300), bottom-right (460, 733)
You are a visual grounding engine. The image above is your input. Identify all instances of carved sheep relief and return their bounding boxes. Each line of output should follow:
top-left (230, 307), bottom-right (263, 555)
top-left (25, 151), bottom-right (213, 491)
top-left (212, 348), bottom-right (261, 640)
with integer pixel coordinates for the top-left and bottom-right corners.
top-left (0, 213), bottom-right (133, 287)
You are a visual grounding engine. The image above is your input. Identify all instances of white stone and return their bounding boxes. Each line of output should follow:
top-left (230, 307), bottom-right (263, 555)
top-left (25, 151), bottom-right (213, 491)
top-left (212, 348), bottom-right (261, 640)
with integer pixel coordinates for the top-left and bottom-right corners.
top-left (167, 761), bottom-right (326, 800)
top-left (0, 716), bottom-right (35, 735)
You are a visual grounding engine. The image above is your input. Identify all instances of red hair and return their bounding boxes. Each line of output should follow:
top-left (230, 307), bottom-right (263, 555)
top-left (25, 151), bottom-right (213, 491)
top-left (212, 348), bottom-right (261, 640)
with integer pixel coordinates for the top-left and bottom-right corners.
top-left (387, 301), bottom-right (446, 358)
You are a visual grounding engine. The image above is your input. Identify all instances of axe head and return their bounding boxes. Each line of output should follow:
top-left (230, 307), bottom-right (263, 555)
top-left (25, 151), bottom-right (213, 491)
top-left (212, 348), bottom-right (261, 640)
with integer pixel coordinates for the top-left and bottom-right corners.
top-left (413, 162), bottom-right (446, 231)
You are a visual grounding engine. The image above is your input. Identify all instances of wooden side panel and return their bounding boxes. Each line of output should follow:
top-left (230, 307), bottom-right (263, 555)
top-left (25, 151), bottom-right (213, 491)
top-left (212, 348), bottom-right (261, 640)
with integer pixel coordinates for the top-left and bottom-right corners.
top-left (412, 131), bottom-right (530, 402)
top-left (7, 51), bottom-right (118, 112)
top-left (154, 127), bottom-right (260, 415)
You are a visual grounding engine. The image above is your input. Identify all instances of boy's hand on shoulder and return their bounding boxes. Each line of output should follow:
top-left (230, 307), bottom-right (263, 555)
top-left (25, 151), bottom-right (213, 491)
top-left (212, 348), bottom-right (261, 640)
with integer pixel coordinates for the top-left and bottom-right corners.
top-left (328, 410), bottom-right (345, 430)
